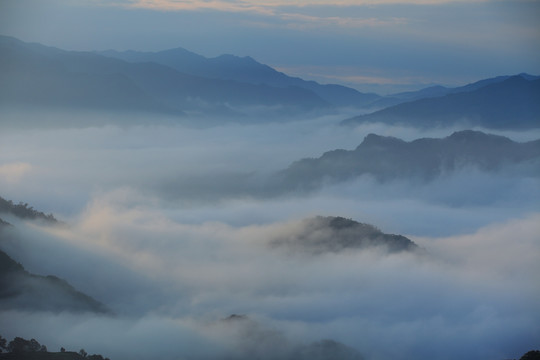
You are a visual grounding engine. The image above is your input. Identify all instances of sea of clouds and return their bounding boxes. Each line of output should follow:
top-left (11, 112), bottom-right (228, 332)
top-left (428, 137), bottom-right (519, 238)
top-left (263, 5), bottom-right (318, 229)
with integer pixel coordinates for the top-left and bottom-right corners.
top-left (1, 111), bottom-right (539, 359)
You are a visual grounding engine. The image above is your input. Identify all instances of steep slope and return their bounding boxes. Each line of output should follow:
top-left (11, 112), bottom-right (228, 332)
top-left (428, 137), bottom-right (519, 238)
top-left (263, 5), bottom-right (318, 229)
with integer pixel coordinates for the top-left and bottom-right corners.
top-left (100, 47), bottom-right (380, 107)
top-left (343, 76), bottom-right (540, 129)
top-left (0, 248), bottom-right (109, 313)
top-left (0, 197), bottom-right (108, 313)
top-left (277, 130), bottom-right (540, 189)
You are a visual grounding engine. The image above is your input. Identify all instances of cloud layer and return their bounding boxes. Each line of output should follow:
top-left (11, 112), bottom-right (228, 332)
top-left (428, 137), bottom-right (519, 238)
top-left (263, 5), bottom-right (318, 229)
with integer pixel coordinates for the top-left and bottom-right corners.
top-left (1, 112), bottom-right (539, 359)
top-left (1, 197), bottom-right (539, 360)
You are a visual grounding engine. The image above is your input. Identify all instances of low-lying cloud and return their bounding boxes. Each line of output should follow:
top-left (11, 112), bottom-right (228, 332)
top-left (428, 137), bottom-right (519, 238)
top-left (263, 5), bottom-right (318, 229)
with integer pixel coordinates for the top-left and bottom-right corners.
top-left (1, 202), bottom-right (539, 360)
top-left (1, 113), bottom-right (539, 359)
top-left (2, 114), bottom-right (537, 234)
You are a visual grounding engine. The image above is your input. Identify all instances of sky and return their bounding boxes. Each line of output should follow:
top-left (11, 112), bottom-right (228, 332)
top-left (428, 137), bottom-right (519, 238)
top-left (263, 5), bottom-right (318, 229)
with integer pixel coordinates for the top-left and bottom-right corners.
top-left (0, 0), bottom-right (539, 93)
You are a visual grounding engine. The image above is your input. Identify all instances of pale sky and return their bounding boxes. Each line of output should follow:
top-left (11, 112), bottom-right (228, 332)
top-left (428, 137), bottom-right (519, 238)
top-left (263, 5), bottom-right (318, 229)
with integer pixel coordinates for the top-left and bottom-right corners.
top-left (1, 0), bottom-right (539, 93)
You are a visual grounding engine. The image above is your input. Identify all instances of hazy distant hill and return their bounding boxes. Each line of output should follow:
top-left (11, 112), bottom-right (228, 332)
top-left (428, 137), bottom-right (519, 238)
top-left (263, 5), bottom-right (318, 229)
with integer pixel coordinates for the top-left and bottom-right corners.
top-left (277, 130), bottom-right (540, 188)
top-left (270, 216), bottom-right (417, 254)
top-left (367, 85), bottom-right (452, 109)
top-left (344, 76), bottom-right (540, 129)
top-left (0, 248), bottom-right (109, 313)
top-left (100, 47), bottom-right (380, 107)
top-left (221, 314), bottom-right (366, 360)
top-left (0, 35), bottom-right (331, 121)
top-left (0, 36), bottom-right (175, 117)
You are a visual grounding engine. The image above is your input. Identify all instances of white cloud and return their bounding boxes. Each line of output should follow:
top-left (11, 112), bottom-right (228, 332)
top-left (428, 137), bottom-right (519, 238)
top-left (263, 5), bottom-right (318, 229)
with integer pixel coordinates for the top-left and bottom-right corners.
top-left (0, 114), bottom-right (538, 360)
top-left (3, 200), bottom-right (539, 359)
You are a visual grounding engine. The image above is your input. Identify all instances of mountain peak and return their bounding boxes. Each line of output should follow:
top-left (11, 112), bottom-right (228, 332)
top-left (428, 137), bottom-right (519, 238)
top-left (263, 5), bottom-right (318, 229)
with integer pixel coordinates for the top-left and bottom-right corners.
top-left (517, 72), bottom-right (540, 81)
top-left (359, 133), bottom-right (406, 148)
top-left (269, 216), bottom-right (418, 254)
top-left (447, 129), bottom-right (489, 140)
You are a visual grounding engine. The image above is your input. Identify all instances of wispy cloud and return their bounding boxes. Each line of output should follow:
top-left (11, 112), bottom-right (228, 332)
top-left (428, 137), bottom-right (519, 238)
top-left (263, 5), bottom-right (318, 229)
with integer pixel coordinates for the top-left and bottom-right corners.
top-left (115, 0), bottom-right (276, 15)
top-left (105, 0), bottom-right (490, 23)
top-left (5, 189), bottom-right (540, 359)
top-left (0, 162), bottom-right (32, 184)
top-left (275, 13), bottom-right (409, 29)
top-left (116, 0), bottom-right (492, 14)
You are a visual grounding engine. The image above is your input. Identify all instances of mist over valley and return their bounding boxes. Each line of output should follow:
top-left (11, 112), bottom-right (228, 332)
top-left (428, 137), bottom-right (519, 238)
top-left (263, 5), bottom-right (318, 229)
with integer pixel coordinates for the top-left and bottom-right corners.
top-left (1, 5), bottom-right (540, 358)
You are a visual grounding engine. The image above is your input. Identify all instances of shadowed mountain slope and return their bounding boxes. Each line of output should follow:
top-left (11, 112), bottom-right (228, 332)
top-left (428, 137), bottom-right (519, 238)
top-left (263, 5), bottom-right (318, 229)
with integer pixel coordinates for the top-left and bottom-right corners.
top-left (0, 197), bottom-right (108, 314)
top-left (344, 76), bottom-right (540, 129)
top-left (0, 248), bottom-right (110, 314)
top-left (0, 35), bottom-right (330, 122)
top-left (0, 36), bottom-right (175, 117)
top-left (367, 73), bottom-right (540, 109)
top-left (100, 47), bottom-right (380, 108)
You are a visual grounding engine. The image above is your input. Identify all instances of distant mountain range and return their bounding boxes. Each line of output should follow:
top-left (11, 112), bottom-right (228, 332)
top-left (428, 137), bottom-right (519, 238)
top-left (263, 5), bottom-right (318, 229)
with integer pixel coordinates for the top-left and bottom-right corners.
top-left (277, 130), bottom-right (540, 189)
top-left (0, 35), bottom-right (379, 122)
top-left (2, 35), bottom-right (539, 127)
top-left (367, 73), bottom-right (540, 109)
top-left (344, 75), bottom-right (540, 129)
top-left (100, 47), bottom-right (380, 108)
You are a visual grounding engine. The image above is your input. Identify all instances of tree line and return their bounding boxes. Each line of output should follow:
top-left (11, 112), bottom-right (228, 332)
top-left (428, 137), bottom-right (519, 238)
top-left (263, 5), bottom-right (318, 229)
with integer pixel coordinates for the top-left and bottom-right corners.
top-left (0, 196), bottom-right (57, 223)
top-left (0, 335), bottom-right (109, 360)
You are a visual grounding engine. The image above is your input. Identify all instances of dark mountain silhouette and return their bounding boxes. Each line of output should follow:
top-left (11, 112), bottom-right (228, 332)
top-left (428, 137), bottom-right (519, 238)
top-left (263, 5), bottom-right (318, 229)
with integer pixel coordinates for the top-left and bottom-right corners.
top-left (157, 130), bottom-right (540, 200)
top-left (270, 216), bottom-right (418, 254)
top-left (0, 196), bottom-right (57, 223)
top-left (0, 35), bottom-right (331, 122)
top-left (0, 349), bottom-right (107, 360)
top-left (277, 130), bottom-right (540, 189)
top-left (343, 76), bottom-right (540, 129)
top-left (100, 47), bottom-right (380, 107)
top-left (0, 248), bottom-right (110, 313)
top-left (0, 334), bottom-right (109, 360)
